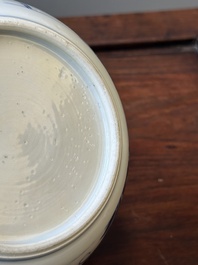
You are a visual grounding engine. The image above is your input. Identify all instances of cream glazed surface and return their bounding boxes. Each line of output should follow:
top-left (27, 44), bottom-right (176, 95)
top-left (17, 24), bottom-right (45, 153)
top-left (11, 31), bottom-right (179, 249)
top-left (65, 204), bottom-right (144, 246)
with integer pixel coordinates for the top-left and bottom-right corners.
top-left (0, 1), bottom-right (129, 264)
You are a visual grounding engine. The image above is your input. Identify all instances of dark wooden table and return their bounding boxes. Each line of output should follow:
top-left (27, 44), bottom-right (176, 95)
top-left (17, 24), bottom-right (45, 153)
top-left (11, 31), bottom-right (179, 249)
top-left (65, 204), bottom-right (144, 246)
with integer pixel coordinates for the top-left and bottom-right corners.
top-left (60, 9), bottom-right (198, 265)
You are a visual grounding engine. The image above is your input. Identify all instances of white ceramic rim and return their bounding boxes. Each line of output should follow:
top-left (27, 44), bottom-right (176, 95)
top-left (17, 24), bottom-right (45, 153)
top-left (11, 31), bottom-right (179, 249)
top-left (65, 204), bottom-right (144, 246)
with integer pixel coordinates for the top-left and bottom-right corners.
top-left (0, 16), bottom-right (123, 259)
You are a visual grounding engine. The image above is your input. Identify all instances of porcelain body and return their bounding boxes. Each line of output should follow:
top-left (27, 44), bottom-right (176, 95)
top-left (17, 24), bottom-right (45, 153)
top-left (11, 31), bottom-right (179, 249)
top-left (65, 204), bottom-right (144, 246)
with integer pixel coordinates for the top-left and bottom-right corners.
top-left (0, 1), bottom-right (129, 264)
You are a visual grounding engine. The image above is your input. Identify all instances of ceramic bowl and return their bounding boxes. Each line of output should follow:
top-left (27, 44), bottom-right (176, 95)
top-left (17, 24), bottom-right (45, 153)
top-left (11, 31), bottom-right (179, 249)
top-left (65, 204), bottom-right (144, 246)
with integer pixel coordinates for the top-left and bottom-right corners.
top-left (0, 1), bottom-right (129, 264)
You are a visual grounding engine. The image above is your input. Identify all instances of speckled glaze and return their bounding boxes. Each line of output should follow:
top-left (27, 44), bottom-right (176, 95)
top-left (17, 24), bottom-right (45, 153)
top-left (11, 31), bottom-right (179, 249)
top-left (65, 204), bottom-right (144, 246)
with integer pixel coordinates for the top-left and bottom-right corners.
top-left (0, 1), bottom-right (129, 264)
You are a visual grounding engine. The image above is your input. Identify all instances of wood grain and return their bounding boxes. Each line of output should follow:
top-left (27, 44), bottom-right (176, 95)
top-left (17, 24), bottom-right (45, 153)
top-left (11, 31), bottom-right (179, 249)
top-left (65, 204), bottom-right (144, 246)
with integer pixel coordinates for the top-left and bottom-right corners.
top-left (82, 43), bottom-right (198, 265)
top-left (59, 10), bottom-right (198, 265)
top-left (59, 9), bottom-right (198, 47)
